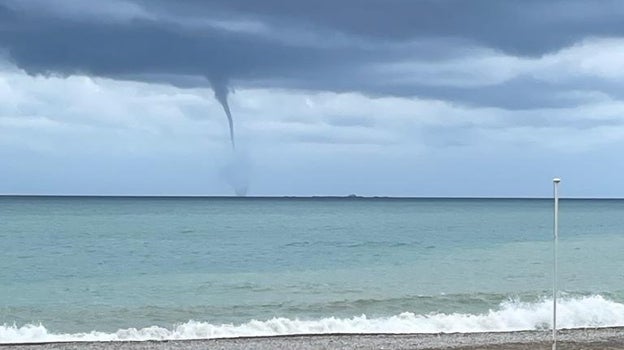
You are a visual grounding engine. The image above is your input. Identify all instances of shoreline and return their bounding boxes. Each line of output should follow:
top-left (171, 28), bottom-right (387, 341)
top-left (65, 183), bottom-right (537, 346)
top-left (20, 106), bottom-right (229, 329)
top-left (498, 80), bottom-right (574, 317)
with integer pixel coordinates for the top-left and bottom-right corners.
top-left (2, 327), bottom-right (624, 350)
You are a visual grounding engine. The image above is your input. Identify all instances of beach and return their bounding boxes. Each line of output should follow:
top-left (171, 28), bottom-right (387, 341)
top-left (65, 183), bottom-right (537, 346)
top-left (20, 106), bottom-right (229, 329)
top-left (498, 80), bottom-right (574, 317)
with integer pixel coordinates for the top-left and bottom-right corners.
top-left (3, 328), bottom-right (624, 350)
top-left (5, 2), bottom-right (624, 348)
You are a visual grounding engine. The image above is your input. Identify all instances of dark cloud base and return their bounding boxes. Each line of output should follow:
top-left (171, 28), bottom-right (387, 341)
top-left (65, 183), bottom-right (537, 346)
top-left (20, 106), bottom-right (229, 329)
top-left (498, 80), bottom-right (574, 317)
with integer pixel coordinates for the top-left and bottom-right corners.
top-left (1, 0), bottom-right (623, 109)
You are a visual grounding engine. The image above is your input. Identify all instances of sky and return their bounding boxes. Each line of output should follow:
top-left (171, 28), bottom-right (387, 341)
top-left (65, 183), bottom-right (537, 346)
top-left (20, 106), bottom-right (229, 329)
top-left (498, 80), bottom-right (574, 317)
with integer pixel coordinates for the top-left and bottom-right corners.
top-left (1, 0), bottom-right (624, 197)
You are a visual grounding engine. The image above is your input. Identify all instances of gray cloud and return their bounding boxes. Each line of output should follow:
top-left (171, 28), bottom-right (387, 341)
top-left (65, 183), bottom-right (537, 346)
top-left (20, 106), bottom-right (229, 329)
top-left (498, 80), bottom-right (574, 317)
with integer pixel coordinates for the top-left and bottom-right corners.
top-left (141, 0), bottom-right (624, 55)
top-left (1, 0), bottom-right (624, 110)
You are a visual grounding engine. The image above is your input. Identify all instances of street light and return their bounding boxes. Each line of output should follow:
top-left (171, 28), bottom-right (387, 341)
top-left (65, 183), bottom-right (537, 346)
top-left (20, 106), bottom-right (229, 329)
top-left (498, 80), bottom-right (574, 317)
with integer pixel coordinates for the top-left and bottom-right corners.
top-left (552, 177), bottom-right (561, 350)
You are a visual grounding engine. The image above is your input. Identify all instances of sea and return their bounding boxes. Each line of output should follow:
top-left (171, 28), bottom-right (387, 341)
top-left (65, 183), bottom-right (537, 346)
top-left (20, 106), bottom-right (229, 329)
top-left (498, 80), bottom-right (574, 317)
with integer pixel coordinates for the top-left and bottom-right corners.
top-left (1, 196), bottom-right (624, 343)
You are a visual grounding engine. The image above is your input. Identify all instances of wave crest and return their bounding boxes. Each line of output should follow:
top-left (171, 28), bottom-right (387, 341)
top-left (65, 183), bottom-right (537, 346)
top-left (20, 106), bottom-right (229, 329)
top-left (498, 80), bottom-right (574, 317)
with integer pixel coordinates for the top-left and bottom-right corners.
top-left (2, 295), bottom-right (623, 344)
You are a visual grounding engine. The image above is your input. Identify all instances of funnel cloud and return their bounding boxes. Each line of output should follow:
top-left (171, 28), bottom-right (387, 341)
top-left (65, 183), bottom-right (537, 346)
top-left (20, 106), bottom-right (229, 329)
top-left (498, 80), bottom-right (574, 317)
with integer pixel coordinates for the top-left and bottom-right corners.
top-left (210, 77), bottom-right (235, 150)
top-left (209, 76), bottom-right (249, 196)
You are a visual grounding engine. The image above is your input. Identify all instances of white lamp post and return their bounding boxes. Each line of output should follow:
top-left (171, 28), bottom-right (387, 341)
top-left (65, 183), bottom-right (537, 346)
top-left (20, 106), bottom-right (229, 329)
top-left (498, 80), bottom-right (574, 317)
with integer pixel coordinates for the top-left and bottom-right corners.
top-left (552, 177), bottom-right (561, 350)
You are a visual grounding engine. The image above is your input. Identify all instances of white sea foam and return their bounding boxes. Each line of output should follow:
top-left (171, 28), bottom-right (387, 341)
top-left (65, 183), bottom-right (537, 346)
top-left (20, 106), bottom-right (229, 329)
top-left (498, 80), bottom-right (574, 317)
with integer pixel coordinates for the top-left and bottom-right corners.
top-left (2, 295), bottom-right (623, 344)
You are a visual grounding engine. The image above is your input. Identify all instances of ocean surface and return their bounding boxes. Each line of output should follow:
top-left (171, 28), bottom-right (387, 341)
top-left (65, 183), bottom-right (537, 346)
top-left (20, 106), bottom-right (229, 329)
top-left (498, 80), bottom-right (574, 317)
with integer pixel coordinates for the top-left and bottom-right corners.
top-left (1, 197), bottom-right (624, 343)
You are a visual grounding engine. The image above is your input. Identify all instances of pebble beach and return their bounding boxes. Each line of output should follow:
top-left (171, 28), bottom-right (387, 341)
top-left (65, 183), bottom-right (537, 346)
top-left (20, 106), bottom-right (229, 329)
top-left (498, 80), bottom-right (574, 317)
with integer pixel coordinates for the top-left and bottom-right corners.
top-left (3, 328), bottom-right (624, 350)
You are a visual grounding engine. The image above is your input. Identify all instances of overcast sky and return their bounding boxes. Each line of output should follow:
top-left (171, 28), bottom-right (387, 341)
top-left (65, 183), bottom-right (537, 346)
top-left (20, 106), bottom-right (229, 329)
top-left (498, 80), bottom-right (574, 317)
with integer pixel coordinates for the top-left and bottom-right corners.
top-left (1, 0), bottom-right (624, 197)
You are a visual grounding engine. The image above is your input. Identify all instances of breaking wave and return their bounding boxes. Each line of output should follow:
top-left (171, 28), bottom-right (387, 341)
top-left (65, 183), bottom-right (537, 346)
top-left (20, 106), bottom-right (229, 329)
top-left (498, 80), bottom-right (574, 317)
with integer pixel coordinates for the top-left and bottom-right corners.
top-left (2, 295), bottom-right (623, 344)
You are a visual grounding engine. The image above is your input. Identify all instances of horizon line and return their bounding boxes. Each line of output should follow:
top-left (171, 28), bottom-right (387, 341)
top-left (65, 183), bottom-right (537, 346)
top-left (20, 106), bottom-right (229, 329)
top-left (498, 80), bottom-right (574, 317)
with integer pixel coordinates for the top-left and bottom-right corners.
top-left (1, 194), bottom-right (623, 200)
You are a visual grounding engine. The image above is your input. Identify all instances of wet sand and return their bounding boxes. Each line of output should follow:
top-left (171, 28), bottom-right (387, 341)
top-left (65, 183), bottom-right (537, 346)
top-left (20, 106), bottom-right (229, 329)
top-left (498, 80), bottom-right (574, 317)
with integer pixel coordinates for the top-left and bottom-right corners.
top-left (2, 327), bottom-right (624, 350)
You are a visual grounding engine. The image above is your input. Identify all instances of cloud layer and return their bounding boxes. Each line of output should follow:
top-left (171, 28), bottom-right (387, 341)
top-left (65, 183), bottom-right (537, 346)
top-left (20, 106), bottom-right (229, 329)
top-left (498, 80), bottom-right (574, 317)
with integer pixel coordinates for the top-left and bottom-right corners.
top-left (2, 0), bottom-right (624, 107)
top-left (1, 0), bottom-right (624, 196)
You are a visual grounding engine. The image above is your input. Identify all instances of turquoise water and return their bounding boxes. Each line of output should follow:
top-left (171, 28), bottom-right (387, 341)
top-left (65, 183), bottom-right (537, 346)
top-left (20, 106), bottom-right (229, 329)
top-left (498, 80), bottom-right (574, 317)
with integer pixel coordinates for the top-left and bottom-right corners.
top-left (1, 197), bottom-right (624, 341)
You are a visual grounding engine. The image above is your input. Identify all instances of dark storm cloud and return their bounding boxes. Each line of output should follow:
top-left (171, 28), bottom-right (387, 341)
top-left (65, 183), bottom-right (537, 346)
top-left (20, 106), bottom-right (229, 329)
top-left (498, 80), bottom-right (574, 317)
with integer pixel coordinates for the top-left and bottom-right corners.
top-left (144, 0), bottom-right (624, 55)
top-left (1, 0), bottom-right (623, 109)
top-left (0, 4), bottom-right (320, 78)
